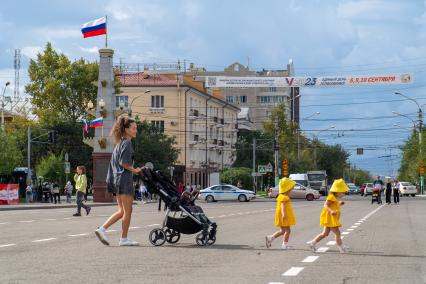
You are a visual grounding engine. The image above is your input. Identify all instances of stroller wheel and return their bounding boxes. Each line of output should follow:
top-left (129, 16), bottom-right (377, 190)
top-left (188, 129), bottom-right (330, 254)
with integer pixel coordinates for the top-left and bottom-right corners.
top-left (196, 233), bottom-right (208, 246)
top-left (149, 229), bottom-right (166, 246)
top-left (207, 235), bottom-right (216, 246)
top-left (165, 228), bottom-right (181, 244)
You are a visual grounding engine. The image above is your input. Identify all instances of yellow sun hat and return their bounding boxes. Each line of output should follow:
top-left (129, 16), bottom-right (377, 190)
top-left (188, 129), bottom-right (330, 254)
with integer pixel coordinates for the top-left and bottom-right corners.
top-left (329, 178), bottom-right (349, 193)
top-left (279, 178), bottom-right (296, 194)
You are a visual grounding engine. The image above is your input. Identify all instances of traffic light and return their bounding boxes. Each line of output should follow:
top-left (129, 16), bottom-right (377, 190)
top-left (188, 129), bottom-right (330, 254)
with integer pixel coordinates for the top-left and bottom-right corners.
top-left (282, 159), bottom-right (289, 177)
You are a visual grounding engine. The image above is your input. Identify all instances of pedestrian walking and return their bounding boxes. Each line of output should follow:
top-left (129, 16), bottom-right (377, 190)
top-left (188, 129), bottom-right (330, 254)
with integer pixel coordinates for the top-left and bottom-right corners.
top-left (95, 116), bottom-right (141, 246)
top-left (265, 178), bottom-right (297, 250)
top-left (65, 181), bottom-right (73, 203)
top-left (49, 181), bottom-right (54, 203)
top-left (393, 178), bottom-right (400, 204)
top-left (307, 179), bottom-right (350, 253)
top-left (385, 178), bottom-right (392, 204)
top-left (73, 166), bottom-right (91, 216)
top-left (25, 183), bottom-right (32, 203)
top-left (53, 181), bottom-right (61, 204)
top-left (178, 182), bottom-right (183, 194)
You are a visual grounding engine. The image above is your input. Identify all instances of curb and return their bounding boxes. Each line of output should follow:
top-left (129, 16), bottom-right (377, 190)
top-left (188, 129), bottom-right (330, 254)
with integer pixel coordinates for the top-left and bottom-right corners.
top-left (0, 202), bottom-right (118, 211)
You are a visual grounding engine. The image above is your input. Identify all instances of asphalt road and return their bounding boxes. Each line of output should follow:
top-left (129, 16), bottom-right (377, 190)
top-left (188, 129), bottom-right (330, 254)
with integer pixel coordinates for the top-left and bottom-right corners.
top-left (0, 195), bottom-right (425, 284)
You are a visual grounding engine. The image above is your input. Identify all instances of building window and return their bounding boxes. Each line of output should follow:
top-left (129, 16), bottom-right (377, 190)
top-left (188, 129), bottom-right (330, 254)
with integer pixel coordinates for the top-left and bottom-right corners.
top-left (269, 87), bottom-right (277, 92)
top-left (239, 95), bottom-right (247, 103)
top-left (115, 96), bottom-right (128, 108)
top-left (225, 96), bottom-right (234, 103)
top-left (257, 96), bottom-right (285, 104)
top-left (151, 95), bottom-right (164, 108)
top-left (151, 120), bottom-right (164, 133)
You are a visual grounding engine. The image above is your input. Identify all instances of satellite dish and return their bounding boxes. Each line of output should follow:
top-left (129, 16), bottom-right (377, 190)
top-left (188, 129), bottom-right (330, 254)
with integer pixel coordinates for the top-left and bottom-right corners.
top-left (145, 162), bottom-right (154, 170)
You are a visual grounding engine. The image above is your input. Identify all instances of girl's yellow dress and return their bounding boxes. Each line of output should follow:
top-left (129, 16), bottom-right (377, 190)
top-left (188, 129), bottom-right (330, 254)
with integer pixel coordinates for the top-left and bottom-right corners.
top-left (275, 194), bottom-right (296, 227)
top-left (319, 194), bottom-right (341, 227)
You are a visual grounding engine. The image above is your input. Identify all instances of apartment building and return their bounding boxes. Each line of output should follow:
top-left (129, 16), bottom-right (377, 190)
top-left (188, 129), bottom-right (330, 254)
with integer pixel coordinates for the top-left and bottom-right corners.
top-left (117, 73), bottom-right (240, 187)
top-left (190, 60), bottom-right (299, 130)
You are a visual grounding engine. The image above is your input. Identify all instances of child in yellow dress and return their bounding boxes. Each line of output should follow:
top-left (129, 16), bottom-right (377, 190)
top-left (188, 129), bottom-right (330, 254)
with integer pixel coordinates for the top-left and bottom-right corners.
top-left (307, 179), bottom-right (349, 253)
top-left (265, 178), bottom-right (296, 250)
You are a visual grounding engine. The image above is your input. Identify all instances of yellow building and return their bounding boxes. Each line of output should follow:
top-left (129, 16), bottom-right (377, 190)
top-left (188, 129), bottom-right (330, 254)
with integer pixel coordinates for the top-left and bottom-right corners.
top-left (118, 73), bottom-right (240, 188)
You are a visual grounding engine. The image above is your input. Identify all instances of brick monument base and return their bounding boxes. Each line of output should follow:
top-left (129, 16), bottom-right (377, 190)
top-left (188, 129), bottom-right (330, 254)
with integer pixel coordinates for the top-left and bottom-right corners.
top-left (92, 152), bottom-right (115, 203)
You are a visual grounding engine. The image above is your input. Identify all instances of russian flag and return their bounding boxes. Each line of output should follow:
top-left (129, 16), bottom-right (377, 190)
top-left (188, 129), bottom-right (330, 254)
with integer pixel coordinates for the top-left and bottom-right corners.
top-left (81, 119), bottom-right (89, 133)
top-left (81, 16), bottom-right (107, 38)
top-left (90, 117), bottom-right (104, 128)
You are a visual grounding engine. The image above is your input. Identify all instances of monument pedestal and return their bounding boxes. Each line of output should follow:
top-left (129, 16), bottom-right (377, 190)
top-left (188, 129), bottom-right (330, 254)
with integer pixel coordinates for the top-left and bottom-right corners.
top-left (92, 152), bottom-right (115, 203)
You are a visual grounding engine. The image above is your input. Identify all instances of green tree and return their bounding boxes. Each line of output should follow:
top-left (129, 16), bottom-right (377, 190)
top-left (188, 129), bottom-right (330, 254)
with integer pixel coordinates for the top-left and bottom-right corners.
top-left (36, 153), bottom-right (65, 187)
top-left (316, 142), bottom-right (349, 181)
top-left (220, 167), bottom-right (252, 189)
top-left (398, 131), bottom-right (420, 182)
top-left (133, 121), bottom-right (180, 172)
top-left (25, 42), bottom-right (98, 125)
top-left (234, 129), bottom-right (274, 169)
top-left (0, 130), bottom-right (23, 177)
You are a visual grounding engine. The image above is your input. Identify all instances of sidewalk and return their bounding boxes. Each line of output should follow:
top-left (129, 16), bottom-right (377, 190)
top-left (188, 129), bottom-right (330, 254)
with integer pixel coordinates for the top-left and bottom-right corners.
top-left (0, 196), bottom-right (117, 211)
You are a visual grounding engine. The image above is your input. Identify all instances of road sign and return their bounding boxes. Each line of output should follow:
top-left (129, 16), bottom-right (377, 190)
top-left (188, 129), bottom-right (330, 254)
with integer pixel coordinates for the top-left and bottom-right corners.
top-left (282, 159), bottom-right (289, 177)
top-left (65, 152), bottom-right (69, 162)
top-left (258, 163), bottom-right (273, 173)
top-left (65, 162), bottom-right (70, 174)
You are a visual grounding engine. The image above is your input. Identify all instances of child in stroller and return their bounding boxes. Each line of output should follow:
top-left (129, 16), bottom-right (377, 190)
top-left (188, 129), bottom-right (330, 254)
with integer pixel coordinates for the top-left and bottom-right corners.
top-left (140, 168), bottom-right (217, 246)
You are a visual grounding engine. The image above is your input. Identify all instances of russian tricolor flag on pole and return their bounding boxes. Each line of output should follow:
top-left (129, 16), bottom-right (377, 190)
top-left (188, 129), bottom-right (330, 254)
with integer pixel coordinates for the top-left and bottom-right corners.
top-left (90, 117), bottom-right (104, 128)
top-left (81, 16), bottom-right (107, 38)
top-left (81, 119), bottom-right (89, 133)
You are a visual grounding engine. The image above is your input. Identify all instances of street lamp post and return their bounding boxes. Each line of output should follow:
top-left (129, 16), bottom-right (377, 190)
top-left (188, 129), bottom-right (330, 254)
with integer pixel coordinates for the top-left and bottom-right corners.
top-left (298, 112), bottom-right (320, 161)
top-left (313, 126), bottom-right (335, 168)
top-left (1, 82), bottom-right (10, 131)
top-left (128, 90), bottom-right (151, 117)
top-left (392, 108), bottom-right (424, 194)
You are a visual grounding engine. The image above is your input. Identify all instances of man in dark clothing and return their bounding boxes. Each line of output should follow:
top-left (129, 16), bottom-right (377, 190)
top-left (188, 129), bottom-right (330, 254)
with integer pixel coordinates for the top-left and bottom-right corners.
top-left (385, 179), bottom-right (392, 204)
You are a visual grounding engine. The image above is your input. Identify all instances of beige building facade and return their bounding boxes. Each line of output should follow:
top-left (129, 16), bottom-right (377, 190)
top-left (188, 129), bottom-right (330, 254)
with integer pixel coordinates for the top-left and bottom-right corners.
top-left (118, 73), bottom-right (239, 187)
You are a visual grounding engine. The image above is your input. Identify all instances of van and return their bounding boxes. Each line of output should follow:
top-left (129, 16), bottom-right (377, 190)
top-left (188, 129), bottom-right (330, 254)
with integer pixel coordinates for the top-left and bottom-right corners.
top-left (289, 173), bottom-right (309, 187)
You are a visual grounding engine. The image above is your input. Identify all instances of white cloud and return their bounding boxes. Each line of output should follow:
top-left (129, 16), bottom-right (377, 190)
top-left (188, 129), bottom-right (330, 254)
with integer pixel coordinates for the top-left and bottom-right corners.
top-left (79, 46), bottom-right (99, 53)
top-left (21, 46), bottom-right (43, 60)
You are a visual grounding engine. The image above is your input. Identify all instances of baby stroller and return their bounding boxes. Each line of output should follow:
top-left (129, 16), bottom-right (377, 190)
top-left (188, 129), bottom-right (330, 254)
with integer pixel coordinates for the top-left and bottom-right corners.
top-left (371, 188), bottom-right (382, 204)
top-left (140, 168), bottom-right (217, 246)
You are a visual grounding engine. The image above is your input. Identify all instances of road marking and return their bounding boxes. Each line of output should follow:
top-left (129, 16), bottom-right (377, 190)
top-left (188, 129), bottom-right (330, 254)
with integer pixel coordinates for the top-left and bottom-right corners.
top-left (316, 247), bottom-right (329, 253)
top-left (269, 282), bottom-right (284, 284)
top-left (282, 267), bottom-right (304, 276)
top-left (32, 238), bottom-right (57, 243)
top-left (0, 222), bottom-right (9, 225)
top-left (19, 220), bottom-right (34, 223)
top-left (351, 225), bottom-right (358, 228)
top-left (42, 219), bottom-right (56, 221)
top-left (218, 215), bottom-right (226, 218)
top-left (106, 229), bottom-right (118, 233)
top-left (347, 228), bottom-right (354, 231)
top-left (301, 256), bottom-right (319, 263)
top-left (326, 241), bottom-right (336, 246)
top-left (68, 233), bottom-right (89, 237)
top-left (0, 243), bottom-right (16, 248)
top-left (129, 226), bottom-right (140, 230)
top-left (342, 232), bottom-right (350, 235)
top-left (146, 224), bottom-right (160, 227)
top-left (63, 217), bottom-right (74, 220)
top-left (355, 223), bottom-right (361, 225)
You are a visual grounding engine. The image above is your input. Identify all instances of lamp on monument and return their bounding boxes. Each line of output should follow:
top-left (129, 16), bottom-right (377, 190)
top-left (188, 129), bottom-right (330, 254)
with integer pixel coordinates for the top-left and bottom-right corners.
top-left (119, 100), bottom-right (125, 110)
top-left (87, 100), bottom-right (94, 110)
top-left (98, 98), bottom-right (107, 117)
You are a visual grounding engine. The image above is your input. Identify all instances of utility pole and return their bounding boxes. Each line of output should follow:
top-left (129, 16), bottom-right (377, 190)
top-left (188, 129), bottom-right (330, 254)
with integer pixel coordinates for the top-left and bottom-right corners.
top-left (274, 118), bottom-right (279, 186)
top-left (252, 137), bottom-right (256, 192)
top-left (27, 126), bottom-right (31, 185)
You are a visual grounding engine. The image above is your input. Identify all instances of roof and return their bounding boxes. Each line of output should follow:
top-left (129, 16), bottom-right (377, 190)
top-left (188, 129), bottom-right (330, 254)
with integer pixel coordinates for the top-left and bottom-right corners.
top-left (119, 73), bottom-right (177, 87)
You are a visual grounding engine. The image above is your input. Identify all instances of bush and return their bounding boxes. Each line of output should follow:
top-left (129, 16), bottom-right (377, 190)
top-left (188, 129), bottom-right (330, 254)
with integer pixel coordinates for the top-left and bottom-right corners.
top-left (220, 167), bottom-right (253, 189)
top-left (36, 153), bottom-right (65, 187)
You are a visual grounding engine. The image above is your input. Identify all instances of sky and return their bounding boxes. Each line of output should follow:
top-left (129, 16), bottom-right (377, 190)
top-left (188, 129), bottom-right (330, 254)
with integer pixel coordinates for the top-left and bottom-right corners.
top-left (1, 0), bottom-right (426, 177)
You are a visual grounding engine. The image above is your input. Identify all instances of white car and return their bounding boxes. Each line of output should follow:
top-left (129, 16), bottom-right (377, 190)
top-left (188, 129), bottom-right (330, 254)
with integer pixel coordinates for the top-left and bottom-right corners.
top-left (199, 184), bottom-right (256, 202)
top-left (398, 182), bottom-right (417, 197)
top-left (267, 183), bottom-right (321, 201)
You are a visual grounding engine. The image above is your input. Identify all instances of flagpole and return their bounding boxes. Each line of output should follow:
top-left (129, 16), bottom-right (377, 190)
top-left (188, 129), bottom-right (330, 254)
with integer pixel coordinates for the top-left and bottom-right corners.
top-left (105, 15), bottom-right (108, 48)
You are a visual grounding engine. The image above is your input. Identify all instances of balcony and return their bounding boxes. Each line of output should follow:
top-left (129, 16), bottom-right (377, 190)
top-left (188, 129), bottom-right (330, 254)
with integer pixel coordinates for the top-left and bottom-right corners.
top-left (150, 107), bottom-right (165, 113)
top-left (216, 118), bottom-right (225, 128)
top-left (218, 140), bottom-right (224, 147)
top-left (189, 134), bottom-right (199, 145)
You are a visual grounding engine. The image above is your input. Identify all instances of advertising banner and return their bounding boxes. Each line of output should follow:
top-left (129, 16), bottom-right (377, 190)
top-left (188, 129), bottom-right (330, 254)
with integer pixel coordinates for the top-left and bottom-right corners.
top-left (0, 184), bottom-right (19, 205)
top-left (205, 74), bottom-right (413, 88)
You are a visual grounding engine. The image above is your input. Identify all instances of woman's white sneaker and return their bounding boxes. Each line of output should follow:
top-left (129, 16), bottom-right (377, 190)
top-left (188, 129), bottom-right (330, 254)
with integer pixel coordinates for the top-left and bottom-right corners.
top-left (95, 227), bottom-right (109, 246)
top-left (265, 236), bottom-right (272, 248)
top-left (119, 238), bottom-right (139, 246)
top-left (306, 240), bottom-right (316, 252)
